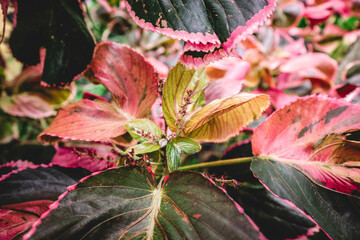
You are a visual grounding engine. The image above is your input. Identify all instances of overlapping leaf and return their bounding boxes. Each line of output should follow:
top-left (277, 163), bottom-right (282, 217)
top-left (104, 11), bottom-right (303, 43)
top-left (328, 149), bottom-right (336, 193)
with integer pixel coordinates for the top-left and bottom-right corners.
top-left (0, 200), bottom-right (53, 240)
top-left (39, 42), bottom-right (157, 144)
top-left (125, 0), bottom-right (277, 67)
top-left (87, 42), bottom-right (158, 118)
top-left (162, 63), bottom-right (208, 131)
top-left (38, 99), bottom-right (129, 143)
top-left (184, 93), bottom-right (270, 142)
top-left (9, 0), bottom-right (95, 86)
top-left (25, 167), bottom-right (263, 240)
top-left (251, 95), bottom-right (360, 239)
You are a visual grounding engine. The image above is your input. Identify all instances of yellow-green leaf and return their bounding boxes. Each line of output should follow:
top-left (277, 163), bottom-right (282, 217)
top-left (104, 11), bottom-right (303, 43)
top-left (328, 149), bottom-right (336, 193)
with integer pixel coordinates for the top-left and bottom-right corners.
top-left (127, 143), bottom-right (161, 155)
top-left (184, 93), bottom-right (270, 142)
top-left (125, 119), bottom-right (163, 143)
top-left (162, 63), bottom-right (208, 131)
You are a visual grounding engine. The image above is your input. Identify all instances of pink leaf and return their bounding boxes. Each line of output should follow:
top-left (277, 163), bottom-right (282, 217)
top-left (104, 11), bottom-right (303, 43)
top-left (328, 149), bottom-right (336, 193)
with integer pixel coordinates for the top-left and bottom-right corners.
top-left (205, 58), bottom-right (249, 103)
top-left (87, 42), bottom-right (158, 118)
top-left (52, 144), bottom-right (117, 172)
top-left (253, 95), bottom-right (360, 194)
top-left (0, 200), bottom-right (53, 240)
top-left (38, 99), bottom-right (129, 143)
top-left (277, 53), bottom-right (338, 92)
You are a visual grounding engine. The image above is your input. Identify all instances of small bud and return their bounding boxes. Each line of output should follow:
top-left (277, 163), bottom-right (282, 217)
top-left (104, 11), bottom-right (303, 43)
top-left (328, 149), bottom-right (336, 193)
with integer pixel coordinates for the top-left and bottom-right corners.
top-left (159, 138), bottom-right (168, 148)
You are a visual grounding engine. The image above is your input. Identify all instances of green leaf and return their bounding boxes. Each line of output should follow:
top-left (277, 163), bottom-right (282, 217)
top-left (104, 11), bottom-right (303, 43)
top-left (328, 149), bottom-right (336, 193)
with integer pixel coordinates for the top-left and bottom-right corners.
top-left (166, 141), bottom-right (181, 172)
top-left (162, 63), bottom-right (208, 132)
top-left (184, 93), bottom-right (270, 142)
top-left (9, 0), bottom-right (95, 86)
top-left (125, 119), bottom-right (163, 143)
top-left (128, 142), bottom-right (161, 155)
top-left (26, 168), bottom-right (263, 240)
top-left (172, 137), bottom-right (201, 155)
top-left (167, 137), bottom-right (201, 172)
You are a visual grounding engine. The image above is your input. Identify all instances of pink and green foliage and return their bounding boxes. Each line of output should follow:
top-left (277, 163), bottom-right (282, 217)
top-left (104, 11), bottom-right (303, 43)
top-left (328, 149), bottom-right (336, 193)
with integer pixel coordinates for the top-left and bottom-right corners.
top-left (252, 96), bottom-right (360, 239)
top-left (38, 42), bottom-right (158, 144)
top-left (2, 0), bottom-right (360, 239)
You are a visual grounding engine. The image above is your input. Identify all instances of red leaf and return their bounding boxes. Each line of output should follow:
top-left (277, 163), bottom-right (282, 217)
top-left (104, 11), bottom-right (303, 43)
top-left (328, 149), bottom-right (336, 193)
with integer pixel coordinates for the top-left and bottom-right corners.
top-left (253, 95), bottom-right (360, 194)
top-left (87, 42), bottom-right (158, 118)
top-left (0, 200), bottom-right (52, 240)
top-left (38, 99), bottom-right (129, 143)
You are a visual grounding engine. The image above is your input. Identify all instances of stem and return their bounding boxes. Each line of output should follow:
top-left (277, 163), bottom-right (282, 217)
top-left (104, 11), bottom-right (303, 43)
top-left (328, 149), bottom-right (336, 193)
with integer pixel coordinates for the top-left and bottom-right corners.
top-left (177, 157), bottom-right (253, 171)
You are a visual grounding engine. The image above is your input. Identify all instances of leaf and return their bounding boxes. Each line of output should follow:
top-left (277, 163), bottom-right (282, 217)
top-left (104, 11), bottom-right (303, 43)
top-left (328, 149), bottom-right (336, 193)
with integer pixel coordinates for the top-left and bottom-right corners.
top-left (124, 0), bottom-right (276, 67)
top-left (51, 144), bottom-right (117, 172)
top-left (277, 53), bottom-right (338, 92)
top-left (125, 119), bottom-right (163, 143)
top-left (25, 167), bottom-right (263, 240)
top-left (210, 141), bottom-right (320, 240)
top-left (9, 0), bottom-right (95, 86)
top-left (251, 95), bottom-right (360, 239)
top-left (251, 156), bottom-right (360, 240)
top-left (166, 137), bottom-right (201, 172)
top-left (129, 142), bottom-right (161, 155)
top-left (87, 42), bottom-right (158, 118)
top-left (252, 95), bottom-right (360, 195)
top-left (0, 0), bottom-right (11, 43)
top-left (204, 58), bottom-right (249, 103)
top-left (0, 116), bottom-right (18, 144)
top-left (184, 93), bottom-right (270, 142)
top-left (0, 165), bottom-right (90, 205)
top-left (0, 93), bottom-right (57, 119)
top-left (162, 63), bottom-right (208, 131)
top-left (0, 200), bottom-right (53, 240)
top-left (272, 1), bottom-right (305, 29)
top-left (166, 141), bottom-right (181, 172)
top-left (38, 99), bottom-right (129, 143)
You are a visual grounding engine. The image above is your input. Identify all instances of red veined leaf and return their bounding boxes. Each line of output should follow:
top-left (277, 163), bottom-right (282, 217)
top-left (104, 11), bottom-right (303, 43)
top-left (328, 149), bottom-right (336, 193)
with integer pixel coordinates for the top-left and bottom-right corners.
top-left (184, 93), bottom-right (270, 142)
top-left (125, 0), bottom-right (277, 68)
top-left (87, 42), bottom-right (158, 118)
top-left (38, 99), bottom-right (130, 143)
top-left (252, 95), bottom-right (360, 195)
top-left (0, 200), bottom-right (53, 240)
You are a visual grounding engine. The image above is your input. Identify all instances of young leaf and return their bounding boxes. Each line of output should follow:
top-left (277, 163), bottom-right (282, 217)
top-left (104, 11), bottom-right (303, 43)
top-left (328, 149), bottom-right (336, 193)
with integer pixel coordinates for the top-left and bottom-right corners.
top-left (162, 63), bottom-right (208, 132)
top-left (167, 137), bottom-right (201, 172)
top-left (128, 142), bottom-right (161, 155)
top-left (184, 93), bottom-right (270, 142)
top-left (125, 119), bottom-right (163, 143)
top-left (251, 95), bottom-right (360, 239)
top-left (87, 42), bottom-right (158, 118)
top-left (9, 0), bottom-right (95, 86)
top-left (24, 168), bottom-right (263, 240)
top-left (124, 0), bottom-right (277, 67)
top-left (166, 141), bottom-right (181, 172)
top-left (38, 99), bottom-right (130, 143)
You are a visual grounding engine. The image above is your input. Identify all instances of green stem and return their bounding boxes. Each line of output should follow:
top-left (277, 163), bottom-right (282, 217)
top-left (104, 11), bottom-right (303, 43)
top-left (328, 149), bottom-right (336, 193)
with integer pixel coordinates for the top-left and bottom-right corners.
top-left (177, 157), bottom-right (253, 171)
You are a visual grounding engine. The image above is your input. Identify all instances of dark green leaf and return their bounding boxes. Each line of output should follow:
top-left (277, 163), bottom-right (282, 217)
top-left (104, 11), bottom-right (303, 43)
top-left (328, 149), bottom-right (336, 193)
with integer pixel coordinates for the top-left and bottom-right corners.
top-left (0, 165), bottom-right (90, 205)
top-left (27, 168), bottom-right (262, 240)
top-left (251, 156), bottom-right (360, 240)
top-left (9, 0), bottom-right (95, 86)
